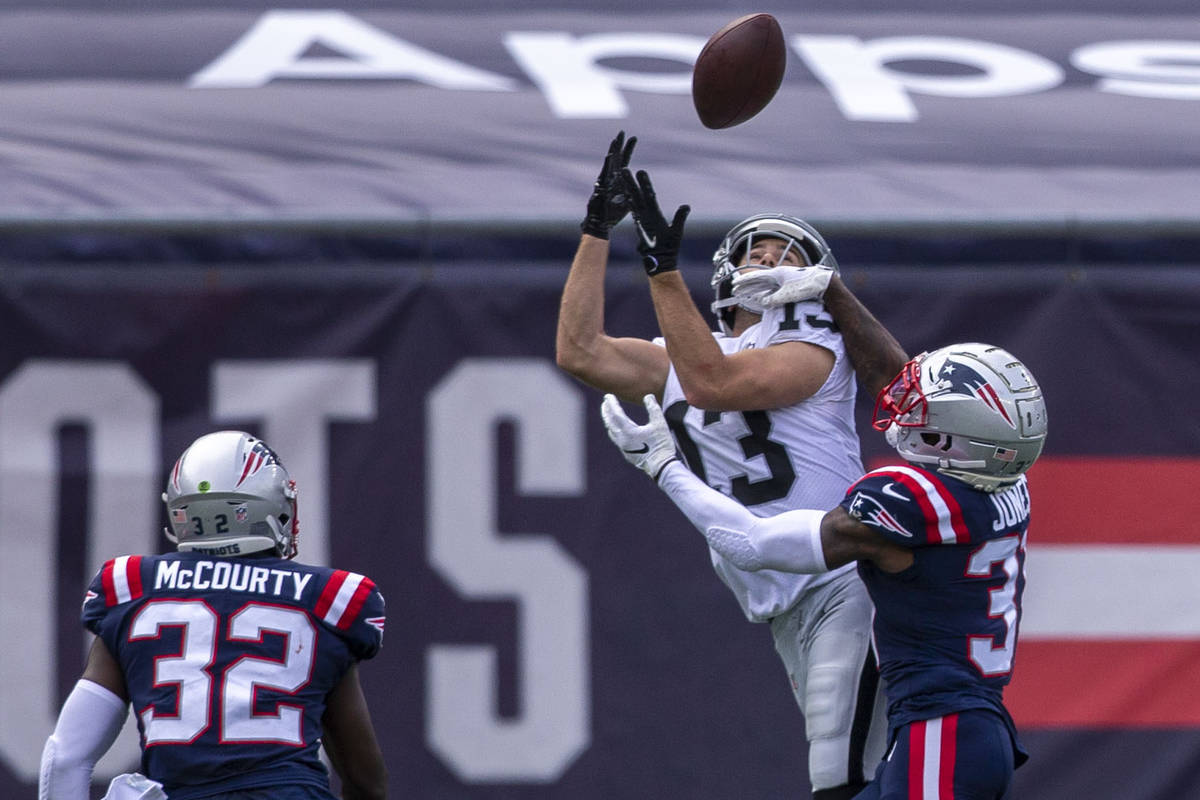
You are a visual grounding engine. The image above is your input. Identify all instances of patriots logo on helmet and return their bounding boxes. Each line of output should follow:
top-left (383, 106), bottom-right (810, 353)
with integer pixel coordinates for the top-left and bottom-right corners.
top-left (235, 440), bottom-right (283, 488)
top-left (935, 359), bottom-right (1016, 429)
top-left (848, 492), bottom-right (914, 538)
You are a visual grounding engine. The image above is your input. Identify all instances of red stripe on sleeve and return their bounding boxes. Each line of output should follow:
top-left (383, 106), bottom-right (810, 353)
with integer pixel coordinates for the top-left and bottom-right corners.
top-left (338, 576), bottom-right (376, 630)
top-left (126, 555), bottom-right (144, 600)
top-left (101, 560), bottom-right (118, 606)
top-left (926, 470), bottom-right (970, 543)
top-left (939, 714), bottom-right (958, 799)
top-left (315, 570), bottom-right (347, 619)
top-left (884, 469), bottom-right (946, 545)
top-left (908, 720), bottom-right (926, 799)
top-left (877, 466), bottom-right (969, 544)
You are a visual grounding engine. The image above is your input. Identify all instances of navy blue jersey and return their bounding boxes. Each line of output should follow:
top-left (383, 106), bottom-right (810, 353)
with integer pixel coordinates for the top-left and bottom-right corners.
top-left (840, 465), bottom-right (1029, 739)
top-left (81, 552), bottom-right (385, 800)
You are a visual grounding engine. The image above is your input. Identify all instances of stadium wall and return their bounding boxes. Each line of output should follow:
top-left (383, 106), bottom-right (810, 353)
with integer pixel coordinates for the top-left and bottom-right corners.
top-left (2, 241), bottom-right (1199, 798)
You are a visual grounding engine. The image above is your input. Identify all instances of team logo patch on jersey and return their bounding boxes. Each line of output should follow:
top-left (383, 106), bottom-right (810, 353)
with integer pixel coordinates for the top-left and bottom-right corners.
top-left (366, 616), bottom-right (386, 636)
top-left (848, 492), bottom-right (914, 538)
top-left (936, 359), bottom-right (1016, 428)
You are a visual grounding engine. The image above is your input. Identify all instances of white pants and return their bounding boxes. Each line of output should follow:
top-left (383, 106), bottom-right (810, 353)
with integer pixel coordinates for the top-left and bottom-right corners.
top-left (769, 569), bottom-right (888, 792)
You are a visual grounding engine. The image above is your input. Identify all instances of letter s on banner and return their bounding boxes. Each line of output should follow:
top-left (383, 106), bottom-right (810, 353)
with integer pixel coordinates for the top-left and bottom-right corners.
top-left (425, 358), bottom-right (590, 782)
top-left (793, 34), bottom-right (1064, 122)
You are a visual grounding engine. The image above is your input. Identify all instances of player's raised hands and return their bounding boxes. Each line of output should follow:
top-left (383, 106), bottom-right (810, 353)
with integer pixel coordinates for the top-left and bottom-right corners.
top-left (581, 130), bottom-right (637, 240)
top-left (621, 168), bottom-right (690, 277)
top-left (600, 393), bottom-right (678, 481)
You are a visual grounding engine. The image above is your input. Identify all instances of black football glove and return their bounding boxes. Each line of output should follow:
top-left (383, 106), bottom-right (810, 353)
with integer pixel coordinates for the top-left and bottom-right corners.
top-left (622, 168), bottom-right (690, 276)
top-left (581, 131), bottom-right (637, 240)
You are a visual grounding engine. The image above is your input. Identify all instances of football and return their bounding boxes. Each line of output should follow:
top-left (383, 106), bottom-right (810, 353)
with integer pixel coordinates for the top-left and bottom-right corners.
top-left (692, 13), bottom-right (786, 129)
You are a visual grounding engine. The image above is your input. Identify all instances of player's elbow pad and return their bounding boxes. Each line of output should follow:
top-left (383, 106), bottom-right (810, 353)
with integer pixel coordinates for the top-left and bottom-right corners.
top-left (706, 508), bottom-right (828, 573)
top-left (39, 680), bottom-right (128, 800)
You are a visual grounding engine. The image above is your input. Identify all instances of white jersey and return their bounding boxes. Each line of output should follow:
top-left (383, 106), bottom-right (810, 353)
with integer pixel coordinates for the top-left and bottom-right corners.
top-left (658, 300), bottom-right (864, 621)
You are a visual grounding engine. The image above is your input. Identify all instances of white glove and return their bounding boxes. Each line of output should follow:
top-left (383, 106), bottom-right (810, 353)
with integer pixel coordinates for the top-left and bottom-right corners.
top-left (731, 265), bottom-right (835, 307)
top-left (600, 393), bottom-right (678, 481)
top-left (103, 774), bottom-right (167, 800)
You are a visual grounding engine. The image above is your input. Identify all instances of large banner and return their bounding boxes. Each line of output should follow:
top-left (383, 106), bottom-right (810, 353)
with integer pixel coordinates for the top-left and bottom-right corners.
top-left (0, 5), bottom-right (1197, 227)
top-left (1, 259), bottom-right (1198, 798)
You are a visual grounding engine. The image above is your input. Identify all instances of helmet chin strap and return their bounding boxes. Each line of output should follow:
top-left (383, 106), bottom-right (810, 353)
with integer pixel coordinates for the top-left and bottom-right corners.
top-left (937, 468), bottom-right (1021, 493)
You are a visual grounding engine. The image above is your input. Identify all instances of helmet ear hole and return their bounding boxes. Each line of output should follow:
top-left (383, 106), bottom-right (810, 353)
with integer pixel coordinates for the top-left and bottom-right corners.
top-left (921, 432), bottom-right (953, 451)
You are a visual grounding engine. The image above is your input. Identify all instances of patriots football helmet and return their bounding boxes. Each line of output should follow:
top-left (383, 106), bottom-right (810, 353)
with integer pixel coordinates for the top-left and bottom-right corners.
top-left (873, 343), bottom-right (1048, 492)
top-left (163, 430), bottom-right (299, 558)
top-left (711, 213), bottom-right (839, 334)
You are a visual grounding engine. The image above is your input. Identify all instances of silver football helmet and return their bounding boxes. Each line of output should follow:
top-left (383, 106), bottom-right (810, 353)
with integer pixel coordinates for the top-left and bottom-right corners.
top-left (711, 213), bottom-right (839, 334)
top-left (163, 431), bottom-right (299, 558)
top-left (872, 343), bottom-right (1048, 492)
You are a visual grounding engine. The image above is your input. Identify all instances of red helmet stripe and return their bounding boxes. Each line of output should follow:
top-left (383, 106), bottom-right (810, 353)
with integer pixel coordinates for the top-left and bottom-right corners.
top-left (235, 450), bottom-right (263, 488)
top-left (978, 383), bottom-right (1016, 428)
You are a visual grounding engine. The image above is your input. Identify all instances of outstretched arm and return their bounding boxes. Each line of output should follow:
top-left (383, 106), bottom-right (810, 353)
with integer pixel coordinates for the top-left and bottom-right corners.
top-left (556, 133), bottom-right (669, 402)
top-left (733, 265), bottom-right (908, 397)
top-left (623, 168), bottom-right (833, 411)
top-left (648, 270), bottom-right (834, 410)
top-left (601, 394), bottom-right (912, 573)
top-left (821, 275), bottom-right (908, 398)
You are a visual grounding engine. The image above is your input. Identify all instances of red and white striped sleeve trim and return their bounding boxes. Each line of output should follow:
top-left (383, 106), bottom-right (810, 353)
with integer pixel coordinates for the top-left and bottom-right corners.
top-left (866, 465), bottom-right (969, 544)
top-left (314, 570), bottom-right (376, 630)
top-left (100, 555), bottom-right (144, 606)
top-left (907, 714), bottom-right (959, 799)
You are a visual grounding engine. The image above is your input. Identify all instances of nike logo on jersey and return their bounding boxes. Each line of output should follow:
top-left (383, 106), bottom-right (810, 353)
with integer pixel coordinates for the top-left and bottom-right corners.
top-left (623, 444), bottom-right (650, 454)
top-left (881, 482), bottom-right (909, 501)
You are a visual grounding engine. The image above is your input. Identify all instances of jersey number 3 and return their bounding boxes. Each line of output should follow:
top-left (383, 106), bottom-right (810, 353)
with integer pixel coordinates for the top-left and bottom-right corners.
top-left (966, 535), bottom-right (1022, 677)
top-left (664, 402), bottom-right (795, 505)
top-left (129, 599), bottom-right (316, 746)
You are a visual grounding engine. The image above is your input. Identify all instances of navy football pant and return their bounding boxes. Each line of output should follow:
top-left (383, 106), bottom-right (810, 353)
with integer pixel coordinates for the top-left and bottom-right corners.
top-left (854, 710), bottom-right (1015, 800)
